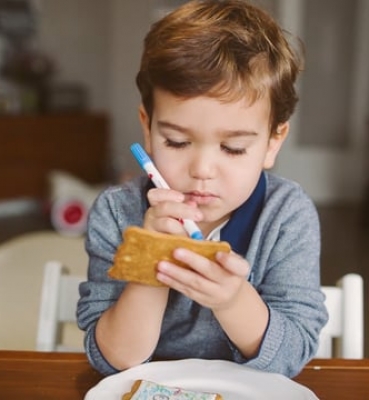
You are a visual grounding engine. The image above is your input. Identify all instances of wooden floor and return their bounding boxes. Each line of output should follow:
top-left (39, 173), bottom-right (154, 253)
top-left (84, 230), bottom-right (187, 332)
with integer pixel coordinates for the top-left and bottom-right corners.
top-left (1, 202), bottom-right (368, 356)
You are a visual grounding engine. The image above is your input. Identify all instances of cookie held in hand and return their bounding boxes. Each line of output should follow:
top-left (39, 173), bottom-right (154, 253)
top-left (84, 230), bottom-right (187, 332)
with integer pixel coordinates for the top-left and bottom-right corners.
top-left (108, 226), bottom-right (231, 287)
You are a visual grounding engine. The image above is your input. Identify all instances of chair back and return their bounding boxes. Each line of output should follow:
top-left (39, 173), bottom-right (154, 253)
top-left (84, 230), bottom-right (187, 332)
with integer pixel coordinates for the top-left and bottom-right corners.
top-left (316, 273), bottom-right (364, 358)
top-left (0, 231), bottom-right (86, 350)
top-left (36, 260), bottom-right (85, 352)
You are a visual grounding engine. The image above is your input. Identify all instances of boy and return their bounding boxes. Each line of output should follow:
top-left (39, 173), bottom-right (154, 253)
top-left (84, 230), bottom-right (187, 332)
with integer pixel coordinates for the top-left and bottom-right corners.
top-left (77, 0), bottom-right (328, 378)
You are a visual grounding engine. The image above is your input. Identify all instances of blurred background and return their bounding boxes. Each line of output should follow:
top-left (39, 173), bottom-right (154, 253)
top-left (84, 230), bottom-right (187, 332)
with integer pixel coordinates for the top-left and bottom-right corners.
top-left (0, 0), bottom-right (368, 354)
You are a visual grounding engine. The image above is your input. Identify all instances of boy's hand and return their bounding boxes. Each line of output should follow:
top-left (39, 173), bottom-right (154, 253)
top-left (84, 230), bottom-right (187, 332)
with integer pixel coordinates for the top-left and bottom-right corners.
top-left (144, 187), bottom-right (203, 236)
top-left (144, 187), bottom-right (249, 310)
top-left (156, 248), bottom-right (250, 310)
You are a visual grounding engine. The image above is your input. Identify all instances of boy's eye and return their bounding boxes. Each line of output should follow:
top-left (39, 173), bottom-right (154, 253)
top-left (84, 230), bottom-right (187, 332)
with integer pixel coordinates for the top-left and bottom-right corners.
top-left (221, 144), bottom-right (246, 155)
top-left (164, 139), bottom-right (246, 155)
top-left (164, 138), bottom-right (189, 149)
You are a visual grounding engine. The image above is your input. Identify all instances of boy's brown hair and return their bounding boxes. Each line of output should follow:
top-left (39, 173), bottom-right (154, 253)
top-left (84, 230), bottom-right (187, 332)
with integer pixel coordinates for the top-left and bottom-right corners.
top-left (136, 0), bottom-right (303, 134)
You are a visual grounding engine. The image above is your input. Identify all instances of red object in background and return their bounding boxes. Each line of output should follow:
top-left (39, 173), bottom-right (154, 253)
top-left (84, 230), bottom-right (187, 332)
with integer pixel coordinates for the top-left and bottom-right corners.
top-left (50, 198), bottom-right (88, 236)
top-left (63, 202), bottom-right (83, 224)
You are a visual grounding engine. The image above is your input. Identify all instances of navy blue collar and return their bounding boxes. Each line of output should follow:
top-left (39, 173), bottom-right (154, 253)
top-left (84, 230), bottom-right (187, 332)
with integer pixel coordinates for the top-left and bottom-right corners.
top-left (220, 172), bottom-right (266, 256)
top-left (143, 172), bottom-right (266, 256)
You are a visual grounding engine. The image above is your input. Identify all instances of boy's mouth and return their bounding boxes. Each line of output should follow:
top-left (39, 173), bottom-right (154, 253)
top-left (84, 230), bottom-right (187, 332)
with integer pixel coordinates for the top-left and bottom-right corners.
top-left (185, 191), bottom-right (218, 206)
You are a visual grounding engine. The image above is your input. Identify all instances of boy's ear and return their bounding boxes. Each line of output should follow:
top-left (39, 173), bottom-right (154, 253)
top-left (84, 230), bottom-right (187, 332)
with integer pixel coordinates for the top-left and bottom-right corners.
top-left (263, 122), bottom-right (289, 169)
top-left (138, 104), bottom-right (152, 153)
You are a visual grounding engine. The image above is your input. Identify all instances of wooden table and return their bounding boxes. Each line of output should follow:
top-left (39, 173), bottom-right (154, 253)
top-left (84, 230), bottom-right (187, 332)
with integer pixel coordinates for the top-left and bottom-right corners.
top-left (1, 350), bottom-right (368, 399)
top-left (295, 358), bottom-right (369, 399)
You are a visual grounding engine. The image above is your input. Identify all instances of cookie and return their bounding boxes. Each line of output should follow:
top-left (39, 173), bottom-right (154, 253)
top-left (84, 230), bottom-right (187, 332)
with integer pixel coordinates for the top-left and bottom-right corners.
top-left (122, 379), bottom-right (223, 399)
top-left (108, 226), bottom-right (231, 286)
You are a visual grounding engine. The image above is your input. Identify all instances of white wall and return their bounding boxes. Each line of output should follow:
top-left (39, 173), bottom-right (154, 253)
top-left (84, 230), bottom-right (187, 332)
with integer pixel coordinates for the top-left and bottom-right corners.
top-left (37, 0), bottom-right (110, 111)
top-left (107, 0), bottom-right (151, 177)
top-left (37, 0), bottom-right (154, 177)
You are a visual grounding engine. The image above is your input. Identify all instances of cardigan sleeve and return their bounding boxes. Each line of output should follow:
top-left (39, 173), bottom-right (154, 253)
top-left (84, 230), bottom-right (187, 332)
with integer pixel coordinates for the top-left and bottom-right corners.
top-left (242, 182), bottom-right (328, 377)
top-left (76, 183), bottom-right (145, 375)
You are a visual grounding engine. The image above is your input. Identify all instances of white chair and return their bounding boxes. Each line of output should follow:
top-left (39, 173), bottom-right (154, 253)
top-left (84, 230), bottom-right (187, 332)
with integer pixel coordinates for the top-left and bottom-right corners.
top-left (36, 260), bottom-right (85, 352)
top-left (0, 230), bottom-right (87, 350)
top-left (316, 273), bottom-right (364, 358)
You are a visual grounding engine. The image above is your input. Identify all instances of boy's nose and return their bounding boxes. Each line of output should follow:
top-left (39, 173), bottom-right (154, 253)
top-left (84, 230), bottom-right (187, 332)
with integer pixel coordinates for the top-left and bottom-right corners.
top-left (188, 151), bottom-right (216, 180)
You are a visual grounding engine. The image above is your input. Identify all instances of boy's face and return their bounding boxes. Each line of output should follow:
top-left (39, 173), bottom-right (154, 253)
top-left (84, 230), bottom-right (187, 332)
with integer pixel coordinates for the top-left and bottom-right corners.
top-left (139, 89), bottom-right (288, 235)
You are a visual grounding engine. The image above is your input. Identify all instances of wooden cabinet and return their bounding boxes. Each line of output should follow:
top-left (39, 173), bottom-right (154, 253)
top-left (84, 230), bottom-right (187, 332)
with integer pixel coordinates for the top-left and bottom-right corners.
top-left (0, 113), bottom-right (109, 200)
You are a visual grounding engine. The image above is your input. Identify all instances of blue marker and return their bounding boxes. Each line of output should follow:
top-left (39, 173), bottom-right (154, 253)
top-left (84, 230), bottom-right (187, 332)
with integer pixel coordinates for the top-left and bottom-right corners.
top-left (130, 143), bottom-right (204, 240)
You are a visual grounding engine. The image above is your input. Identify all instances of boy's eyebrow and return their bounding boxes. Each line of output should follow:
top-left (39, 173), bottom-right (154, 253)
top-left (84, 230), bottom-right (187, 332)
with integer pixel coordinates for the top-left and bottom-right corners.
top-left (157, 121), bottom-right (188, 133)
top-left (223, 130), bottom-right (258, 138)
top-left (157, 120), bottom-right (258, 137)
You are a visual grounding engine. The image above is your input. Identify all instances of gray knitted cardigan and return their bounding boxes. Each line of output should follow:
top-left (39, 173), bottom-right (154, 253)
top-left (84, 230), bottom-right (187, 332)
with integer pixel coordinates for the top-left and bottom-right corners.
top-left (77, 172), bottom-right (328, 378)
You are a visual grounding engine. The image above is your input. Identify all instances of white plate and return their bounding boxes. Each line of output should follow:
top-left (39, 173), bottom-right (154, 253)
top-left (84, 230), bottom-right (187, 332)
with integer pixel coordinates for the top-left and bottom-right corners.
top-left (85, 359), bottom-right (319, 400)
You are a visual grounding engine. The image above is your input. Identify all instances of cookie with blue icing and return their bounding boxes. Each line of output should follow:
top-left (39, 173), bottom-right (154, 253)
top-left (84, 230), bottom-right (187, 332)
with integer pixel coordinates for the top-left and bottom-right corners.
top-left (122, 379), bottom-right (223, 400)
